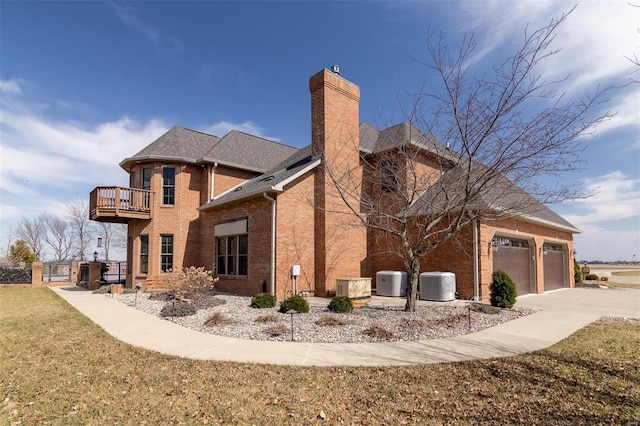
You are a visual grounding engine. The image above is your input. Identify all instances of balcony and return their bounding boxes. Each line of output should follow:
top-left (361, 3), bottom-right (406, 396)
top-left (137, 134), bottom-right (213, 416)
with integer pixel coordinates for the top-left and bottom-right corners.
top-left (90, 187), bottom-right (153, 223)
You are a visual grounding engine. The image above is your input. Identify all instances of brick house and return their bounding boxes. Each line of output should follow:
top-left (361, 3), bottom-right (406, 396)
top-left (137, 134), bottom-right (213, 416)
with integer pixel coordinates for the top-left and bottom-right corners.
top-left (90, 68), bottom-right (579, 301)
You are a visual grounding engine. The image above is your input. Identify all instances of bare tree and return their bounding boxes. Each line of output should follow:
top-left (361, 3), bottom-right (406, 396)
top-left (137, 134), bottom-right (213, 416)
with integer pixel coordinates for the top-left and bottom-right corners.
top-left (43, 213), bottom-right (74, 262)
top-left (67, 202), bottom-right (93, 260)
top-left (96, 222), bottom-right (126, 262)
top-left (15, 215), bottom-right (47, 260)
top-left (326, 8), bottom-right (613, 311)
top-left (0, 224), bottom-right (15, 259)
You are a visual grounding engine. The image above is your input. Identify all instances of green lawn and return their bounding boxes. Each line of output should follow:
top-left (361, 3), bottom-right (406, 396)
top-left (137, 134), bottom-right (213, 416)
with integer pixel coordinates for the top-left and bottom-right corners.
top-left (1, 287), bottom-right (639, 425)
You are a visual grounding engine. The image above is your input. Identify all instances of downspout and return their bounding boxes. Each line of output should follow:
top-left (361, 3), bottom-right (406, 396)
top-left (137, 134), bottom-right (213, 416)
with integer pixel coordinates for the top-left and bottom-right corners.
top-left (263, 192), bottom-right (276, 296)
top-left (472, 217), bottom-right (480, 301)
top-left (209, 162), bottom-right (218, 200)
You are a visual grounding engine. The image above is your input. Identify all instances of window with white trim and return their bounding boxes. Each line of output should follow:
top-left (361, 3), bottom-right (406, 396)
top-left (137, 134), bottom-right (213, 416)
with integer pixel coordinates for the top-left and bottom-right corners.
top-left (162, 167), bottom-right (175, 205)
top-left (215, 219), bottom-right (248, 276)
top-left (160, 234), bottom-right (173, 272)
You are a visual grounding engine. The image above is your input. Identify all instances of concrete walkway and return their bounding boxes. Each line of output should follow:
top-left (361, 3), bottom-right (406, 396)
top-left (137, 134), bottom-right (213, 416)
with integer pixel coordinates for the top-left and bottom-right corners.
top-left (50, 287), bottom-right (639, 367)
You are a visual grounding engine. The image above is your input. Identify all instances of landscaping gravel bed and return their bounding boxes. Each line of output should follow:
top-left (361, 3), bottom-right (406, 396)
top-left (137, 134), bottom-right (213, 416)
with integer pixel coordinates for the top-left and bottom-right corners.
top-left (105, 292), bottom-right (536, 343)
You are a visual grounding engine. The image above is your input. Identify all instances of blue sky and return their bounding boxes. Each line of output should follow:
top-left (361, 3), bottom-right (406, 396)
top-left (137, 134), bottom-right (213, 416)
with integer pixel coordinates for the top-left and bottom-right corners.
top-left (1, 1), bottom-right (638, 262)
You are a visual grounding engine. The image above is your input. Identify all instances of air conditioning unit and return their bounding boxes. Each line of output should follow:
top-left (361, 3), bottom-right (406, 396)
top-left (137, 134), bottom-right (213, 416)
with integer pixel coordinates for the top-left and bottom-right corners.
top-left (419, 272), bottom-right (456, 302)
top-left (375, 271), bottom-right (407, 297)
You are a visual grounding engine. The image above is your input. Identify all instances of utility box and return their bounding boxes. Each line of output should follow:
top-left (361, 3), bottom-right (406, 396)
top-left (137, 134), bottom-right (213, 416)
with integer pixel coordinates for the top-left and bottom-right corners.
top-left (376, 271), bottom-right (407, 297)
top-left (419, 272), bottom-right (456, 302)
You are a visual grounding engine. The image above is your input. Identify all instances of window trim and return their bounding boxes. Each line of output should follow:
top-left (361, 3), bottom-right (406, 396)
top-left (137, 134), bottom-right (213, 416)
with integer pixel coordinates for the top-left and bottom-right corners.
top-left (141, 167), bottom-right (152, 191)
top-left (160, 234), bottom-right (173, 273)
top-left (216, 234), bottom-right (248, 276)
top-left (162, 166), bottom-right (175, 205)
top-left (380, 158), bottom-right (399, 193)
top-left (139, 234), bottom-right (149, 274)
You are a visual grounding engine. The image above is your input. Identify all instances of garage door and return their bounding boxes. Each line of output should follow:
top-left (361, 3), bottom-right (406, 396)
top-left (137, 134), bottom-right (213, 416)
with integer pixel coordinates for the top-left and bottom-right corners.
top-left (492, 237), bottom-right (532, 295)
top-left (543, 244), bottom-right (565, 291)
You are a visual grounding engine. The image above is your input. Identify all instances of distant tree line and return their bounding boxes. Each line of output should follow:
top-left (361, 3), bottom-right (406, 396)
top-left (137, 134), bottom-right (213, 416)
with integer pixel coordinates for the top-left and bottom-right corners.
top-left (1, 202), bottom-right (126, 263)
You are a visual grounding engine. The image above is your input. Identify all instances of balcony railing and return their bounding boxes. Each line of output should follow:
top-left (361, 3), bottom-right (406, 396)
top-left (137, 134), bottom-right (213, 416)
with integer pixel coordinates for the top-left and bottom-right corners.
top-left (90, 187), bottom-right (153, 223)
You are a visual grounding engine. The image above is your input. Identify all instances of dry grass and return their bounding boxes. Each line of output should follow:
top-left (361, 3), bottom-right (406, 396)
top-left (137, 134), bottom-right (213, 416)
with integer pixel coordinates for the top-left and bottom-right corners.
top-left (254, 314), bottom-right (279, 324)
top-left (362, 324), bottom-right (395, 340)
top-left (1, 287), bottom-right (639, 425)
top-left (204, 312), bottom-right (234, 327)
top-left (315, 314), bottom-right (347, 327)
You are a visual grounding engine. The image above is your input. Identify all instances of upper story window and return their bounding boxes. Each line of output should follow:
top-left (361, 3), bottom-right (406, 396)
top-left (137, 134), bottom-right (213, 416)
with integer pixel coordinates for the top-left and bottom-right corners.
top-left (380, 158), bottom-right (399, 193)
top-left (162, 167), bottom-right (175, 205)
top-left (142, 167), bottom-right (152, 190)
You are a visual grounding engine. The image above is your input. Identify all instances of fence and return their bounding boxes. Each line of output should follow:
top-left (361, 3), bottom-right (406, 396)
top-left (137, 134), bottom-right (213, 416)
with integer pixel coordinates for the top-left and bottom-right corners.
top-left (102, 262), bottom-right (127, 284)
top-left (0, 263), bottom-right (32, 284)
top-left (0, 261), bottom-right (127, 287)
top-left (42, 262), bottom-right (72, 283)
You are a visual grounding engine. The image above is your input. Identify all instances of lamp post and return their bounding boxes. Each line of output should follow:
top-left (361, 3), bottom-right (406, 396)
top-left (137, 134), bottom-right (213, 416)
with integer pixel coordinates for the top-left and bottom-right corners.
top-left (93, 251), bottom-right (98, 262)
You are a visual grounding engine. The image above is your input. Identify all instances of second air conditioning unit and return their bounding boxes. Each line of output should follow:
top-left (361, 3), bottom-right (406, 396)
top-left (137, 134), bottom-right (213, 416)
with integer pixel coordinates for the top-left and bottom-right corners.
top-left (419, 272), bottom-right (456, 302)
top-left (375, 271), bottom-right (407, 297)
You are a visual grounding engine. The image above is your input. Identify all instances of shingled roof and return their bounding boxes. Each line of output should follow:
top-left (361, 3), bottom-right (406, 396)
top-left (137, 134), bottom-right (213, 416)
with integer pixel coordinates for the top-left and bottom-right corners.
top-left (404, 159), bottom-right (580, 232)
top-left (202, 130), bottom-right (298, 173)
top-left (199, 149), bottom-right (320, 210)
top-left (119, 126), bottom-right (297, 173)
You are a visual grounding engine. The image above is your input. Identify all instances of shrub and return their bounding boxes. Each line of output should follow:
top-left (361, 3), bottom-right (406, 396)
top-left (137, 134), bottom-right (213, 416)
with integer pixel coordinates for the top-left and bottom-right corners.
top-left (262, 324), bottom-right (289, 337)
top-left (327, 296), bottom-right (353, 313)
top-left (92, 285), bottom-right (111, 294)
top-left (165, 266), bottom-right (217, 298)
top-left (160, 301), bottom-right (196, 317)
top-left (251, 292), bottom-right (276, 309)
top-left (254, 314), bottom-right (279, 324)
top-left (204, 312), bottom-right (234, 327)
top-left (600, 276), bottom-right (609, 282)
top-left (490, 270), bottom-right (517, 309)
top-left (585, 273), bottom-right (599, 281)
top-left (190, 294), bottom-right (226, 310)
top-left (279, 295), bottom-right (309, 313)
top-left (362, 325), bottom-right (394, 340)
top-left (573, 259), bottom-right (582, 284)
top-left (315, 314), bottom-right (346, 327)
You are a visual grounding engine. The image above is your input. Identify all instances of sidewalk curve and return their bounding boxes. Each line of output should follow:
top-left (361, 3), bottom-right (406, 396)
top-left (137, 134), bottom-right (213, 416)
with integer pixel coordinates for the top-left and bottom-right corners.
top-left (50, 287), bottom-right (639, 367)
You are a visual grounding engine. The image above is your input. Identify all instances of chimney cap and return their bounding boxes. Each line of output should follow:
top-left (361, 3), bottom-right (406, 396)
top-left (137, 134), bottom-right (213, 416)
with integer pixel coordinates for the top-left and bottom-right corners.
top-left (330, 65), bottom-right (340, 75)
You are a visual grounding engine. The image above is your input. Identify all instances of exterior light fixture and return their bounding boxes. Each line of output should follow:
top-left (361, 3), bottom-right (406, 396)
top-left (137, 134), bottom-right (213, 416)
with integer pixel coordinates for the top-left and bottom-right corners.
top-left (93, 251), bottom-right (98, 262)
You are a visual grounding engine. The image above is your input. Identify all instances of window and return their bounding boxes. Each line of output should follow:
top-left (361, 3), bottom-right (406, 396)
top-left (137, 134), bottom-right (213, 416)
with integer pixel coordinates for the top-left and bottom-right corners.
top-left (160, 235), bottom-right (173, 272)
top-left (216, 234), bottom-right (248, 276)
top-left (162, 167), bottom-right (175, 205)
top-left (380, 158), bottom-right (399, 193)
top-left (139, 235), bottom-right (149, 274)
top-left (142, 167), bottom-right (152, 190)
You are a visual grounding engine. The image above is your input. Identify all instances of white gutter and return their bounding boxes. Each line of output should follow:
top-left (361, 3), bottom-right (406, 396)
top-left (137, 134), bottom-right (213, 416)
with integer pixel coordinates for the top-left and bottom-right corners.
top-left (263, 192), bottom-right (276, 296)
top-left (209, 162), bottom-right (218, 200)
top-left (472, 217), bottom-right (479, 301)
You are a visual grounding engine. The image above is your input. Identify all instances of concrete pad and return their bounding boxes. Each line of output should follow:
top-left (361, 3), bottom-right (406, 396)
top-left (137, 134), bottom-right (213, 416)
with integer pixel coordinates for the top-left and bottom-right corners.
top-left (50, 286), bottom-right (640, 366)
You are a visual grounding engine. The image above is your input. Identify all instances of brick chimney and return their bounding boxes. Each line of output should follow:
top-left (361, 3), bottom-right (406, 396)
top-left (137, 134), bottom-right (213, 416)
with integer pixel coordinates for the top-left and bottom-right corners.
top-left (309, 68), bottom-right (366, 296)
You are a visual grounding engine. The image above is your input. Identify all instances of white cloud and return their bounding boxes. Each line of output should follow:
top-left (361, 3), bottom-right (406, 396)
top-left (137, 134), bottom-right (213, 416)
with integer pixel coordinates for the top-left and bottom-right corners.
top-left (562, 171), bottom-right (640, 226)
top-left (452, 1), bottom-right (640, 136)
top-left (200, 121), bottom-right (280, 141)
top-left (0, 78), bottom-right (22, 94)
top-left (110, 2), bottom-right (183, 53)
top-left (573, 224), bottom-right (640, 262)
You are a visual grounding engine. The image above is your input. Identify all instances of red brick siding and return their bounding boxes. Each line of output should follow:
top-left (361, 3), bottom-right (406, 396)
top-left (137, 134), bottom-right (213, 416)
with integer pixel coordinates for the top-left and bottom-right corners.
top-left (310, 69), bottom-right (367, 295)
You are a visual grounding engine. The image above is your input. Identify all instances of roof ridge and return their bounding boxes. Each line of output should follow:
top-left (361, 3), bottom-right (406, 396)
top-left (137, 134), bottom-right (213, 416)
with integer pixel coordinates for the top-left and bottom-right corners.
top-left (223, 129), bottom-right (297, 150)
top-left (176, 125), bottom-right (221, 139)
